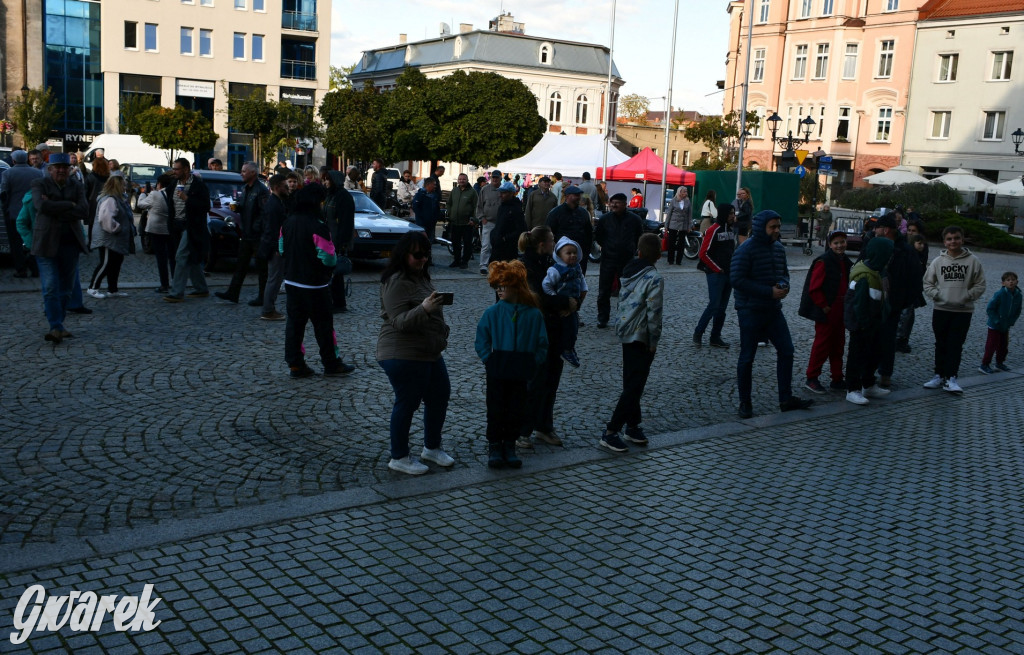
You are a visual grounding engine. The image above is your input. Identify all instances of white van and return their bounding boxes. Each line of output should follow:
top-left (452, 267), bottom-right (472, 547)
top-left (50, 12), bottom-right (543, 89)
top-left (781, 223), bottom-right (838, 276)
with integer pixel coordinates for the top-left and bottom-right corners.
top-left (83, 135), bottom-right (193, 167)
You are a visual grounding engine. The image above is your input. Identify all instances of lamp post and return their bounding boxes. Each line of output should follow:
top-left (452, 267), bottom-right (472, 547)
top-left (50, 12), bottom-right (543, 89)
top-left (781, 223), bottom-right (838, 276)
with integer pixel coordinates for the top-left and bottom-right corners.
top-left (808, 148), bottom-right (827, 249)
top-left (765, 112), bottom-right (815, 171)
top-left (1012, 128), bottom-right (1024, 156)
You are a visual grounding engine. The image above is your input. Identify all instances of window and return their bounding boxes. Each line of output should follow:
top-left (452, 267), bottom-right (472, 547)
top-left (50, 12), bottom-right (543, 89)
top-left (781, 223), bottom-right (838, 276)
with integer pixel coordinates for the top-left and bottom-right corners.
top-left (836, 106), bottom-right (851, 139)
top-left (671, 150), bottom-right (679, 166)
top-left (181, 0), bottom-right (194, 4)
top-left (875, 106), bottom-right (892, 141)
top-left (799, 0), bottom-right (811, 18)
top-left (253, 0), bottom-right (264, 9)
top-left (983, 111), bottom-right (1006, 140)
top-left (548, 92), bottom-right (562, 122)
top-left (180, 27), bottom-right (193, 55)
top-left (233, 32), bottom-right (245, 59)
top-left (843, 44), bottom-right (858, 78)
top-left (234, 0), bottom-right (246, 8)
top-left (818, 106), bottom-right (825, 137)
top-left (991, 51), bottom-right (1013, 80)
top-left (575, 95), bottom-right (589, 124)
top-left (758, 0), bottom-right (770, 23)
top-left (753, 48), bottom-right (765, 82)
top-left (201, 0), bottom-right (214, 5)
top-left (814, 44), bottom-right (829, 79)
top-left (793, 44), bottom-right (808, 79)
top-left (938, 54), bottom-right (958, 81)
top-left (144, 23), bottom-right (158, 51)
top-left (540, 45), bottom-right (550, 64)
top-left (252, 34), bottom-right (264, 61)
top-left (683, 151), bottom-right (691, 166)
top-left (930, 111), bottom-right (950, 138)
top-left (125, 21), bottom-right (138, 49)
top-left (199, 29), bottom-right (212, 56)
top-left (751, 112), bottom-right (763, 137)
top-left (885, 0), bottom-right (898, 10)
top-left (877, 40), bottom-right (894, 78)
top-left (822, 0), bottom-right (833, 15)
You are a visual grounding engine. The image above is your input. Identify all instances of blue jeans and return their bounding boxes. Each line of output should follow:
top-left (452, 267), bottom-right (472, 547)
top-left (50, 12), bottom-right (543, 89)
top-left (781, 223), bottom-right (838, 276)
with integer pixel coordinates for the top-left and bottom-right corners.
top-left (36, 242), bottom-right (81, 330)
top-left (694, 272), bottom-right (732, 339)
top-left (736, 307), bottom-right (795, 404)
top-left (378, 358), bottom-right (450, 459)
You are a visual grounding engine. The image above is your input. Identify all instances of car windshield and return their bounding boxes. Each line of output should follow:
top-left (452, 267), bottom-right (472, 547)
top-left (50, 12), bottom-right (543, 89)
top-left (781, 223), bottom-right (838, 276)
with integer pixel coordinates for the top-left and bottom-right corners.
top-left (351, 192), bottom-right (385, 214)
top-left (132, 165), bottom-right (169, 181)
top-left (206, 179), bottom-right (246, 201)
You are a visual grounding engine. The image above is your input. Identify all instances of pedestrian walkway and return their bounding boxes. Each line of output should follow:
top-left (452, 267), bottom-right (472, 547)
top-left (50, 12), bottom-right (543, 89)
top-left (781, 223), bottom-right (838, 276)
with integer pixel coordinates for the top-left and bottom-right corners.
top-left (2, 373), bottom-right (1022, 653)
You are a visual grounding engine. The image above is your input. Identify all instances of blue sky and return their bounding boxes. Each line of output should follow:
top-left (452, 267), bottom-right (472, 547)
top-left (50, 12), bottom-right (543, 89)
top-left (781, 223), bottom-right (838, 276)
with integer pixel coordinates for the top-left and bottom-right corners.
top-left (330, 0), bottom-right (731, 115)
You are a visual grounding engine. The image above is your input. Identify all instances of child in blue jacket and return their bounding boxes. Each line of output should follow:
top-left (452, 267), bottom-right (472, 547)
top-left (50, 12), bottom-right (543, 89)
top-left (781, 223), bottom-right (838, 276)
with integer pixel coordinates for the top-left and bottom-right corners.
top-left (476, 260), bottom-right (548, 469)
top-left (979, 271), bottom-right (1021, 374)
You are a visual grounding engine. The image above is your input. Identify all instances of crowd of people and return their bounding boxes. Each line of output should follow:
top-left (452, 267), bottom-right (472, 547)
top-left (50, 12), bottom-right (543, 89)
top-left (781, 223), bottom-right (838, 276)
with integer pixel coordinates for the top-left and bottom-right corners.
top-left (4, 151), bottom-right (1018, 476)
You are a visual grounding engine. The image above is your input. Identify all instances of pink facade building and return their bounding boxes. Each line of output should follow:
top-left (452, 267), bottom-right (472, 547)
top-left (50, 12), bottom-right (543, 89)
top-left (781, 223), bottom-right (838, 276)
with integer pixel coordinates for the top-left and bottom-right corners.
top-left (724, 0), bottom-right (925, 189)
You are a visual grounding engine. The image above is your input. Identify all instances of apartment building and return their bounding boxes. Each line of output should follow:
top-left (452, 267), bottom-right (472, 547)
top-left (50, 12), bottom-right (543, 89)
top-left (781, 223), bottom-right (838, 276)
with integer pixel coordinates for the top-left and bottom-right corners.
top-left (102, 0), bottom-right (330, 168)
top-left (902, 1), bottom-right (1024, 186)
top-left (724, 0), bottom-right (925, 189)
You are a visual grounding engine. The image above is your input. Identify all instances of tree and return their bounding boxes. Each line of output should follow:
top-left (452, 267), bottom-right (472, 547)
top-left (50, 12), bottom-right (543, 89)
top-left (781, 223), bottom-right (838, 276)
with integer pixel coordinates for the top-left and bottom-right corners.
top-left (10, 87), bottom-right (63, 148)
top-left (223, 88), bottom-right (277, 166)
top-left (619, 94), bottom-right (650, 125)
top-left (330, 64), bottom-right (355, 91)
top-left (269, 100), bottom-right (322, 165)
top-left (119, 93), bottom-right (156, 134)
top-left (135, 105), bottom-right (219, 164)
top-left (319, 82), bottom-right (382, 164)
top-left (682, 110), bottom-right (759, 168)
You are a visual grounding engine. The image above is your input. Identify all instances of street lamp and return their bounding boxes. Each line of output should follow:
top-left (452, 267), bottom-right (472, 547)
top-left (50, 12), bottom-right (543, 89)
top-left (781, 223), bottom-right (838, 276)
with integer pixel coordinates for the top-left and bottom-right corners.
top-left (1011, 127), bottom-right (1024, 156)
top-left (765, 111), bottom-right (815, 170)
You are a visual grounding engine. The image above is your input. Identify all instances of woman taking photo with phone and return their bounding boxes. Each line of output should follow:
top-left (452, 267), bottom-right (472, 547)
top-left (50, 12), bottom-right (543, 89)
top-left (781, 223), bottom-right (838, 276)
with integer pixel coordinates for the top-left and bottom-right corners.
top-left (377, 231), bottom-right (455, 475)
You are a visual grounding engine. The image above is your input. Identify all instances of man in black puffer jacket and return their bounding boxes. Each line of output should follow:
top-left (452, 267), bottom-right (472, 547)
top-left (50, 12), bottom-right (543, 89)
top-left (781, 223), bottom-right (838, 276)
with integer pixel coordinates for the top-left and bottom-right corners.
top-left (730, 209), bottom-right (814, 418)
top-left (593, 192), bottom-right (643, 328)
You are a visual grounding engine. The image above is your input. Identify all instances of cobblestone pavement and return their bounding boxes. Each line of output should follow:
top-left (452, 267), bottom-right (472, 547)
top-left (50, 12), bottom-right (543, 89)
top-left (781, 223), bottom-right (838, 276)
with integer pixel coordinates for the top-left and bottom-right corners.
top-left (0, 244), bottom-right (1021, 556)
top-left (1, 372), bottom-right (1022, 653)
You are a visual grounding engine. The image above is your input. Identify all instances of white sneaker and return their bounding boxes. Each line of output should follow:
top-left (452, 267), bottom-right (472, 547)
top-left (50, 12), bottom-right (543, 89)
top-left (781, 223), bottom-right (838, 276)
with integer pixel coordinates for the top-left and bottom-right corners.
top-left (420, 447), bottom-right (455, 467)
top-left (862, 385), bottom-right (890, 398)
top-left (942, 376), bottom-right (963, 394)
top-left (922, 374), bottom-right (943, 389)
top-left (846, 390), bottom-right (869, 405)
top-left (387, 456), bottom-right (429, 475)
top-left (87, 288), bottom-right (106, 299)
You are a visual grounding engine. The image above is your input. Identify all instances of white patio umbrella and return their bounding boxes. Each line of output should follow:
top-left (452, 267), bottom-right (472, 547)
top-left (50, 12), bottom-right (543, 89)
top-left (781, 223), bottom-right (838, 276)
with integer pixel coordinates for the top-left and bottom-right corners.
top-left (929, 168), bottom-right (993, 193)
top-left (987, 177), bottom-right (1024, 197)
top-left (863, 165), bottom-right (928, 186)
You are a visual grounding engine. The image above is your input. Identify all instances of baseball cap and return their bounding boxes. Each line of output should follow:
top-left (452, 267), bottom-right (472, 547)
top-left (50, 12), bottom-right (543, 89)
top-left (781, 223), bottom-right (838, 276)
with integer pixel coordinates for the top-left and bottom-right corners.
top-left (498, 181), bottom-right (516, 192)
top-left (47, 153), bottom-right (71, 166)
top-left (564, 186), bottom-right (582, 195)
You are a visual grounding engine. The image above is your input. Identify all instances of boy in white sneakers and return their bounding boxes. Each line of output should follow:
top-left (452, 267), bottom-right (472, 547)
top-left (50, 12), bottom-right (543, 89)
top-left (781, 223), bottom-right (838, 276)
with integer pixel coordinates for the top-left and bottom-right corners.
top-left (921, 225), bottom-right (986, 393)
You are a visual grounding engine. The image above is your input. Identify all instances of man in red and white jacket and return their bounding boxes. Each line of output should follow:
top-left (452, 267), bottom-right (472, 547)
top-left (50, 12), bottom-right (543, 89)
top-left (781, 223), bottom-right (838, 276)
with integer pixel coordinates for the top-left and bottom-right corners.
top-left (693, 202), bottom-right (737, 348)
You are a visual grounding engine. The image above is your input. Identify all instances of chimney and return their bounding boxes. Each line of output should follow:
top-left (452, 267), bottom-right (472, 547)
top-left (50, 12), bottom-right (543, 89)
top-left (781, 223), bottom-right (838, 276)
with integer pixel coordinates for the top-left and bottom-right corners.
top-left (460, 23), bottom-right (473, 33)
top-left (399, 34), bottom-right (407, 44)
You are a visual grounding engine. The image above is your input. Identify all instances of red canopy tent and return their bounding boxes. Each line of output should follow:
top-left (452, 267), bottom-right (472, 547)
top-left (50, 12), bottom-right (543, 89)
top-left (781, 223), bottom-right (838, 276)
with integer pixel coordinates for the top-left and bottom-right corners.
top-left (596, 147), bottom-right (696, 186)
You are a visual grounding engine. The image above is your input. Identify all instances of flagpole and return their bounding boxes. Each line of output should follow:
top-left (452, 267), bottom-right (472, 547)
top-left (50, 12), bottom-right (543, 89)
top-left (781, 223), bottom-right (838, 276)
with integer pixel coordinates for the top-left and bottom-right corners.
top-left (661, 0), bottom-right (680, 220)
top-left (601, 0), bottom-right (618, 184)
top-left (735, 0), bottom-right (755, 197)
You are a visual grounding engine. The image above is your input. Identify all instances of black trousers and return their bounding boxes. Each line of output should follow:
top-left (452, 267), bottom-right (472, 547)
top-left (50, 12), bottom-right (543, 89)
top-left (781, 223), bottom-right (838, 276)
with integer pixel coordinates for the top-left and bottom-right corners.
top-left (607, 342), bottom-right (655, 433)
top-left (89, 247), bottom-right (125, 292)
top-left (932, 309), bottom-right (972, 379)
top-left (150, 233), bottom-right (176, 289)
top-left (666, 228), bottom-right (686, 265)
top-left (284, 284), bottom-right (338, 368)
top-left (486, 376), bottom-right (527, 446)
top-left (4, 216), bottom-right (36, 274)
top-left (450, 224), bottom-right (475, 265)
top-left (225, 239), bottom-right (268, 302)
top-left (845, 329), bottom-right (881, 391)
top-left (597, 259), bottom-right (625, 324)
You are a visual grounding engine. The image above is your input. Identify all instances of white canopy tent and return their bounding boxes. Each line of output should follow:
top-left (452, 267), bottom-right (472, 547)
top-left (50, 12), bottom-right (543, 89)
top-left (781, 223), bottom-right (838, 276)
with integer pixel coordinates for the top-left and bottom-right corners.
top-left (863, 165), bottom-right (928, 186)
top-left (987, 178), bottom-right (1024, 198)
top-left (929, 168), bottom-right (993, 193)
top-left (495, 133), bottom-right (629, 178)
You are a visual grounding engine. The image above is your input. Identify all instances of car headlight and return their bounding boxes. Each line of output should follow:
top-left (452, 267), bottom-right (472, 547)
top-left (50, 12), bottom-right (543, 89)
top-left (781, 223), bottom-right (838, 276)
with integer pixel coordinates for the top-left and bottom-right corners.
top-left (356, 229), bottom-right (372, 239)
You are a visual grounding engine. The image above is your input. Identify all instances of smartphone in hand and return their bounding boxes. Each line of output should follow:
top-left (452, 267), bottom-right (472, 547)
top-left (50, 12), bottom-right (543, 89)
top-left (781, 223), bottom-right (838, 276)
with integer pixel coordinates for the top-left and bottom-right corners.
top-left (437, 292), bottom-right (454, 305)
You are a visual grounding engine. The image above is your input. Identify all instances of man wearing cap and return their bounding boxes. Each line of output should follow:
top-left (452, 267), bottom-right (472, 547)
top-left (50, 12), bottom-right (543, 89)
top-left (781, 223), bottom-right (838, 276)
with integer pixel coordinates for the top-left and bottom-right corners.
top-left (490, 181), bottom-right (527, 264)
top-left (476, 170), bottom-right (503, 274)
top-left (867, 212), bottom-right (922, 387)
top-left (447, 173), bottom-right (477, 269)
top-left (547, 185), bottom-right (594, 274)
top-left (0, 149), bottom-right (44, 277)
top-left (524, 176), bottom-right (557, 231)
top-left (592, 192), bottom-right (642, 327)
top-left (730, 210), bottom-right (814, 418)
top-left (29, 153), bottom-right (90, 343)
top-left (35, 143), bottom-right (51, 169)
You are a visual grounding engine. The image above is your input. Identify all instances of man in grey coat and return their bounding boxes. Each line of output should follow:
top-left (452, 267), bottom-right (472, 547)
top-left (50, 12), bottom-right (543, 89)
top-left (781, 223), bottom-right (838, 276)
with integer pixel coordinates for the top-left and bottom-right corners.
top-left (0, 149), bottom-right (43, 277)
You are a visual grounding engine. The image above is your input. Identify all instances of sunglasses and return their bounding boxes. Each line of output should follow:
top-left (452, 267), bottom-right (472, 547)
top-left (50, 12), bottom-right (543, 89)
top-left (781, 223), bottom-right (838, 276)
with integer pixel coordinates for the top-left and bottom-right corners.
top-left (409, 252), bottom-right (429, 260)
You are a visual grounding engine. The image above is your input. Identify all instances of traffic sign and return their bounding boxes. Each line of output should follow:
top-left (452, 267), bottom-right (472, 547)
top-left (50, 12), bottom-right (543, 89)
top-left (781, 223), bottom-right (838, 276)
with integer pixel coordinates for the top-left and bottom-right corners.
top-left (819, 155), bottom-right (832, 164)
top-left (794, 165), bottom-right (807, 178)
top-left (795, 149), bottom-right (809, 165)
top-left (818, 162), bottom-right (832, 172)
top-left (824, 170), bottom-right (838, 177)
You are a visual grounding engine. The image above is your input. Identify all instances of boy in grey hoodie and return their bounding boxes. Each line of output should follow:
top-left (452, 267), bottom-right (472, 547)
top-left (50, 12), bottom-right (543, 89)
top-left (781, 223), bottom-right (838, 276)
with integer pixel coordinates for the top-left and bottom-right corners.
top-left (921, 225), bottom-right (986, 394)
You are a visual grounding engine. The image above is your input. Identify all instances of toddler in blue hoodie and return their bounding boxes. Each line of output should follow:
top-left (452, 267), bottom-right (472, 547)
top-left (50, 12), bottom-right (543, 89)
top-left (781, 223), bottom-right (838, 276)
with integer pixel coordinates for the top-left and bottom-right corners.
top-left (542, 236), bottom-right (588, 367)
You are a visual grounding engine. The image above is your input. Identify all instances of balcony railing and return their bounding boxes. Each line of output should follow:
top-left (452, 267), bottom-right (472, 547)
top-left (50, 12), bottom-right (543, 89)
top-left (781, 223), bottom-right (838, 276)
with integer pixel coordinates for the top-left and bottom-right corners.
top-left (282, 11), bottom-right (317, 31)
top-left (281, 59), bottom-right (316, 80)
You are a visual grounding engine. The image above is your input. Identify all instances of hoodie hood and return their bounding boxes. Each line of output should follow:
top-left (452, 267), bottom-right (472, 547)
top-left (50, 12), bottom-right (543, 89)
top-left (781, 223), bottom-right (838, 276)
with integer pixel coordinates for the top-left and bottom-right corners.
top-left (863, 236), bottom-right (894, 271)
top-left (554, 236), bottom-right (582, 260)
top-left (327, 169), bottom-right (346, 190)
top-left (750, 210), bottom-right (780, 244)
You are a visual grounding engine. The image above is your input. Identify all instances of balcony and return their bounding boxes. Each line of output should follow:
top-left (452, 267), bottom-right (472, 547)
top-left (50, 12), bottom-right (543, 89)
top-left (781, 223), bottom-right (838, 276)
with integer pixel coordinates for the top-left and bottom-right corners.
top-left (282, 11), bottom-right (317, 32)
top-left (281, 59), bottom-right (316, 80)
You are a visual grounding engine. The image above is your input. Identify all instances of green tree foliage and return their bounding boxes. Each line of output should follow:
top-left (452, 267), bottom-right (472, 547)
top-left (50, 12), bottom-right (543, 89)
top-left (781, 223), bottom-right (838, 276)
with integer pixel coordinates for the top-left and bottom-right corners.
top-left (619, 94), bottom-right (650, 125)
top-left (319, 82), bottom-right (382, 164)
top-left (10, 87), bottom-right (63, 148)
top-left (135, 105), bottom-right (219, 164)
top-left (119, 93), bottom-right (156, 134)
top-left (224, 88), bottom-right (277, 166)
top-left (836, 182), bottom-right (962, 217)
top-left (682, 111), bottom-right (759, 164)
top-left (330, 64), bottom-right (355, 91)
